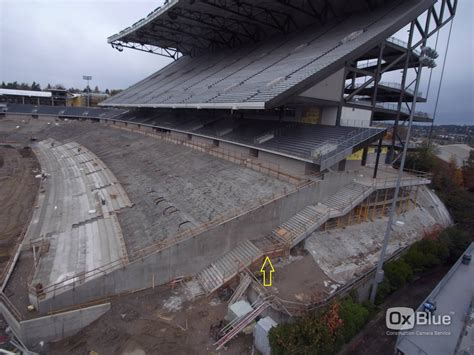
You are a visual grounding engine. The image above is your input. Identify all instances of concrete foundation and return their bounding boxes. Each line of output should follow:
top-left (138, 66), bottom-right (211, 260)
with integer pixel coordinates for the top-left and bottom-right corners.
top-left (0, 301), bottom-right (111, 348)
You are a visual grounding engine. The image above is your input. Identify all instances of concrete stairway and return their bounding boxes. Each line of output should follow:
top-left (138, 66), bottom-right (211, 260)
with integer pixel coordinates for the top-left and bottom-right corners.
top-left (196, 181), bottom-right (375, 294)
top-left (271, 181), bottom-right (374, 247)
top-left (271, 205), bottom-right (329, 246)
top-left (324, 182), bottom-right (373, 217)
top-left (196, 240), bottom-right (263, 294)
top-left (228, 274), bottom-right (252, 305)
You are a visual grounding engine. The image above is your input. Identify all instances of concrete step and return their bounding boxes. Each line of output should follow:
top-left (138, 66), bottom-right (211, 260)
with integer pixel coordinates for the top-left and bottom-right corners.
top-left (270, 182), bottom-right (374, 247)
top-left (228, 274), bottom-right (252, 305)
top-left (323, 182), bottom-right (372, 213)
top-left (196, 240), bottom-right (263, 294)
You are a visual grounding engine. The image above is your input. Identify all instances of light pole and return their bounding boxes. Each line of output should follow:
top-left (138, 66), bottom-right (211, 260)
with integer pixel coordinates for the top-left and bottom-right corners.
top-left (82, 75), bottom-right (92, 107)
top-left (369, 47), bottom-right (438, 304)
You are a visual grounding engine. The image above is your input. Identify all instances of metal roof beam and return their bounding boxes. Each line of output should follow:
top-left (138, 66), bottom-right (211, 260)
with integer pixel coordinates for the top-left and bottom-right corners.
top-left (110, 40), bottom-right (181, 60)
top-left (198, 0), bottom-right (296, 33)
top-left (134, 29), bottom-right (210, 55)
top-left (170, 7), bottom-right (264, 42)
top-left (276, 0), bottom-right (335, 24)
top-left (148, 21), bottom-right (226, 47)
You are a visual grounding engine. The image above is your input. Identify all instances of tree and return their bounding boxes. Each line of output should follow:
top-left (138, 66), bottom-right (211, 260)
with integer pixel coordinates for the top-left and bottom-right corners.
top-left (93, 85), bottom-right (100, 93)
top-left (438, 227), bottom-right (471, 263)
top-left (404, 140), bottom-right (439, 172)
top-left (336, 298), bottom-right (370, 344)
top-left (31, 81), bottom-right (41, 91)
top-left (384, 260), bottom-right (413, 290)
top-left (462, 151), bottom-right (474, 192)
top-left (109, 89), bottom-right (123, 96)
top-left (19, 82), bottom-right (30, 90)
top-left (105, 88), bottom-right (110, 95)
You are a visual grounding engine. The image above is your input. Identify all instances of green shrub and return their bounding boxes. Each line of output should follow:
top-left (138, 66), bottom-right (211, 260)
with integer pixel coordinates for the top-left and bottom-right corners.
top-left (403, 239), bottom-right (449, 272)
top-left (269, 313), bottom-right (335, 355)
top-left (375, 278), bottom-right (392, 305)
top-left (384, 259), bottom-right (413, 291)
top-left (269, 298), bottom-right (372, 355)
top-left (403, 247), bottom-right (428, 273)
top-left (337, 298), bottom-right (370, 343)
top-left (438, 227), bottom-right (471, 262)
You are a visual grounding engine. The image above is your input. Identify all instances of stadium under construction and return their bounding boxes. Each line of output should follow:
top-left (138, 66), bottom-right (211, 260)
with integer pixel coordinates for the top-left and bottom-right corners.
top-left (0, 0), bottom-right (458, 352)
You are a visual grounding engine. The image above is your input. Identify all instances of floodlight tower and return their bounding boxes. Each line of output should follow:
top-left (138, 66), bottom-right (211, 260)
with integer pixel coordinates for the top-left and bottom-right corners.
top-left (369, 47), bottom-right (438, 304)
top-left (82, 75), bottom-right (92, 107)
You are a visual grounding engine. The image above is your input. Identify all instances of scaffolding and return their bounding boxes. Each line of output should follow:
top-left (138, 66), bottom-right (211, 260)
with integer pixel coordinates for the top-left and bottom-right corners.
top-left (321, 186), bottom-right (420, 230)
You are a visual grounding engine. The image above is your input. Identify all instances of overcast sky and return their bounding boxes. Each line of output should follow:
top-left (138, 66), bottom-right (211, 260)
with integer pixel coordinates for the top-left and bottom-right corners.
top-left (1, 0), bottom-right (473, 125)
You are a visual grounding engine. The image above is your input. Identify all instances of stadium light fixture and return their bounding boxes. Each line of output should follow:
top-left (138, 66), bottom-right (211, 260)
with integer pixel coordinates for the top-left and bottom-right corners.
top-left (369, 47), bottom-right (437, 304)
top-left (82, 75), bottom-right (93, 107)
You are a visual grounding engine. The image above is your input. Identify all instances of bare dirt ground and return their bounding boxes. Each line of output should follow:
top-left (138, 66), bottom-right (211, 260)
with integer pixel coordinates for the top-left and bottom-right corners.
top-left (0, 144), bottom-right (40, 272)
top-left (48, 284), bottom-right (253, 355)
top-left (267, 249), bottom-right (338, 304)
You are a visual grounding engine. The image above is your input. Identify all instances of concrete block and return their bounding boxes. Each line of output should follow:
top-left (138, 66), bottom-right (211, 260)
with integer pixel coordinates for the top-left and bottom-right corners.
top-left (254, 316), bottom-right (277, 355)
top-left (227, 300), bottom-right (253, 322)
top-left (21, 302), bottom-right (111, 347)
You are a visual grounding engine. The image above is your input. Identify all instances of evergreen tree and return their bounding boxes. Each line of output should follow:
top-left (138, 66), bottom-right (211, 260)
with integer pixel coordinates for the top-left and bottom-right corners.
top-left (462, 151), bottom-right (474, 191)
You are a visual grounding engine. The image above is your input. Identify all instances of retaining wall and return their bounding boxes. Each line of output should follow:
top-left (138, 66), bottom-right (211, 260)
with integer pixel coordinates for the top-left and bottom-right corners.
top-left (35, 170), bottom-right (358, 312)
top-left (0, 301), bottom-right (110, 348)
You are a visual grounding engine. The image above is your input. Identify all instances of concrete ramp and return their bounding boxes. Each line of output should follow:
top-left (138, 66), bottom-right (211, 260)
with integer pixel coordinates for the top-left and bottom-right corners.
top-left (28, 139), bottom-right (131, 304)
top-left (417, 185), bottom-right (452, 227)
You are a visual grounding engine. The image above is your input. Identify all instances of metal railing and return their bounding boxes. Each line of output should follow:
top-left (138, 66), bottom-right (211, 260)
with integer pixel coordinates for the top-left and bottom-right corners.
top-left (276, 209), bottom-right (331, 247)
top-left (0, 292), bottom-right (22, 321)
top-left (29, 257), bottom-right (128, 300)
top-left (374, 167), bottom-right (433, 189)
top-left (315, 128), bottom-right (383, 169)
top-left (357, 37), bottom-right (421, 70)
top-left (347, 81), bottom-right (423, 98)
top-left (386, 37), bottom-right (421, 56)
top-left (375, 102), bottom-right (431, 118)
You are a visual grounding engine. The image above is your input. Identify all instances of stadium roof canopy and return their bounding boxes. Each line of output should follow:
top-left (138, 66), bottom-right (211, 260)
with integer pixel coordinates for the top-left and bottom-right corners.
top-left (0, 88), bottom-right (52, 98)
top-left (103, 0), bottom-right (437, 110)
top-left (108, 0), bottom-right (405, 58)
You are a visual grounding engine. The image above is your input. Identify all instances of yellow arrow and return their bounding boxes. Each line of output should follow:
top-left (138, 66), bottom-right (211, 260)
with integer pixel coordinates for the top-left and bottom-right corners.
top-left (260, 256), bottom-right (275, 287)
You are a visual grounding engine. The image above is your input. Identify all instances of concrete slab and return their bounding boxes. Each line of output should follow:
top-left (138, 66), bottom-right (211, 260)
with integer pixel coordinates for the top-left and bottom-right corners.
top-left (39, 124), bottom-right (294, 257)
top-left (28, 139), bottom-right (131, 302)
top-left (305, 207), bottom-right (438, 284)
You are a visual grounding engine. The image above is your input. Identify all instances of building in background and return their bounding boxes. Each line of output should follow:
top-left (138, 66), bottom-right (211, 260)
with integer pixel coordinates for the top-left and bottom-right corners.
top-left (0, 88), bottom-right (68, 106)
top-left (0, 88), bottom-right (110, 107)
top-left (68, 92), bottom-right (109, 107)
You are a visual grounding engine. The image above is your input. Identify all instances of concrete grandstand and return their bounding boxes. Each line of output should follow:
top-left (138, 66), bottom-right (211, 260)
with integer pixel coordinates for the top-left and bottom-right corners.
top-left (0, 0), bottom-right (458, 351)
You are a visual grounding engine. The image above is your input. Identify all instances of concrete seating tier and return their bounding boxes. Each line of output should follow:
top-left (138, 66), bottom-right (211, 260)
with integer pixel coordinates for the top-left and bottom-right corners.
top-left (104, 1), bottom-right (426, 108)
